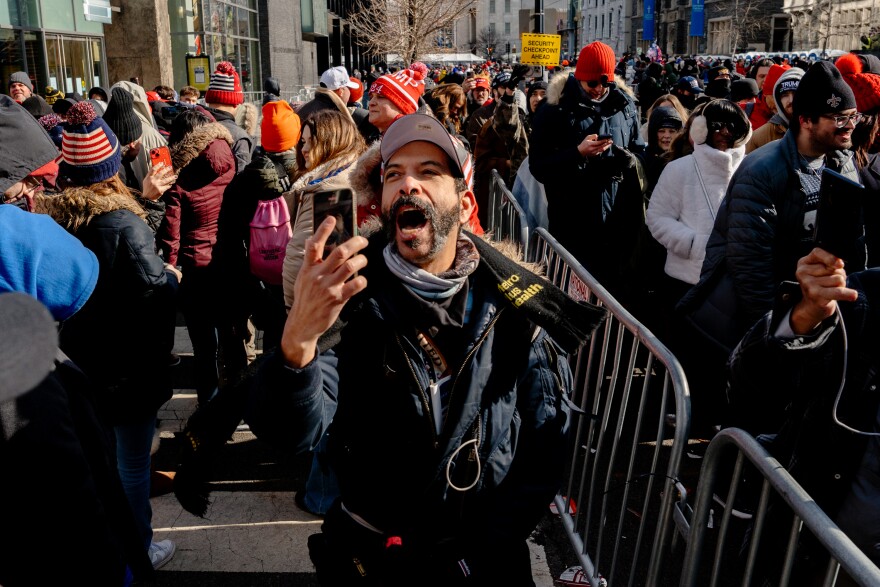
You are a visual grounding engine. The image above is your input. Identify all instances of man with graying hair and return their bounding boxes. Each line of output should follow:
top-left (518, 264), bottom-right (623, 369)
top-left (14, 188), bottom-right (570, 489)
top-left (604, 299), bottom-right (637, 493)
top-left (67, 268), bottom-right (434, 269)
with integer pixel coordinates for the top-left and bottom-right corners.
top-left (248, 114), bottom-right (606, 586)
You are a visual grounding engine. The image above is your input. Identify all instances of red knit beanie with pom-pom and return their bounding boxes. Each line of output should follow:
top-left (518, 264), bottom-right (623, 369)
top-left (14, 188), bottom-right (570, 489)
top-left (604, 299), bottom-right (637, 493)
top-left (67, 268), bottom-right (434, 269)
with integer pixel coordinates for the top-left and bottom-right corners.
top-left (368, 62), bottom-right (428, 115)
top-left (205, 61), bottom-right (244, 106)
top-left (835, 53), bottom-right (880, 114)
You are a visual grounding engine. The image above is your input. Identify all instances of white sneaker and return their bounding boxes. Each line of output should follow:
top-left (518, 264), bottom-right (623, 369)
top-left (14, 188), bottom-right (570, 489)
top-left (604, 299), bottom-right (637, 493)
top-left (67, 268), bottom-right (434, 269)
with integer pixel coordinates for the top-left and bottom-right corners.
top-left (149, 539), bottom-right (177, 570)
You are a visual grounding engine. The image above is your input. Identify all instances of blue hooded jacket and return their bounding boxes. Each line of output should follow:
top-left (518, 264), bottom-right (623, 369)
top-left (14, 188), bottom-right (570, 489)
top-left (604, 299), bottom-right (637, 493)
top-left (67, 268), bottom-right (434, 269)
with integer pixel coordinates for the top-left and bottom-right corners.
top-left (0, 205), bottom-right (98, 321)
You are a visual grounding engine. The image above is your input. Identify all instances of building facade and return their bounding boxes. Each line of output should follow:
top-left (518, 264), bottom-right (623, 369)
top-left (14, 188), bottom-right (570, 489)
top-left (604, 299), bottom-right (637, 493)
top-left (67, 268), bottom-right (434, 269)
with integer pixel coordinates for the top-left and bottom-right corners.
top-left (783, 0), bottom-right (878, 53)
top-left (1, 0), bottom-right (108, 97)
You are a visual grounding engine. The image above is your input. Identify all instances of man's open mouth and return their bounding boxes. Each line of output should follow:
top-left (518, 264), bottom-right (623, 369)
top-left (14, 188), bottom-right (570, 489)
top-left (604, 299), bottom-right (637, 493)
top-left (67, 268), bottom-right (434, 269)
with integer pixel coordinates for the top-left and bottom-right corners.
top-left (396, 206), bottom-right (429, 236)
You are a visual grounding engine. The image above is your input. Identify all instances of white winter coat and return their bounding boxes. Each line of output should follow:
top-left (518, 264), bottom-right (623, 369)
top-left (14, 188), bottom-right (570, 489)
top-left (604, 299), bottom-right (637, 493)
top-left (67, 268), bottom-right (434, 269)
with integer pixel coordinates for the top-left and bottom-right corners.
top-left (646, 115), bottom-right (749, 284)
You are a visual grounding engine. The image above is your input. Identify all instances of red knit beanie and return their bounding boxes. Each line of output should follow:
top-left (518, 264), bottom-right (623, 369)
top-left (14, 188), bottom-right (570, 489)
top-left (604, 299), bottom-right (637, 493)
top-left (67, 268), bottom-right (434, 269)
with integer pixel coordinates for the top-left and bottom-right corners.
top-left (261, 100), bottom-right (301, 152)
top-left (369, 62), bottom-right (428, 115)
top-left (348, 77), bottom-right (364, 105)
top-left (205, 61), bottom-right (244, 106)
top-left (762, 64), bottom-right (790, 97)
top-left (836, 53), bottom-right (880, 114)
top-left (574, 42), bottom-right (616, 82)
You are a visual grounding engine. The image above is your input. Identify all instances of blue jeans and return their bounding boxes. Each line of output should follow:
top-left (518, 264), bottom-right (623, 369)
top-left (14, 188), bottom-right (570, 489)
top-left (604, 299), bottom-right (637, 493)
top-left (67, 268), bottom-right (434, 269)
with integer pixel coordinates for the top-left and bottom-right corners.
top-left (302, 431), bottom-right (339, 515)
top-left (115, 416), bottom-right (156, 550)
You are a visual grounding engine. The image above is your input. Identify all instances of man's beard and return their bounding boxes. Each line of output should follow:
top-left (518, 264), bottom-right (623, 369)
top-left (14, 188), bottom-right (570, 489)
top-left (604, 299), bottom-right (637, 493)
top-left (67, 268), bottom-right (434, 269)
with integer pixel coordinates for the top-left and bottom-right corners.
top-left (382, 194), bottom-right (460, 259)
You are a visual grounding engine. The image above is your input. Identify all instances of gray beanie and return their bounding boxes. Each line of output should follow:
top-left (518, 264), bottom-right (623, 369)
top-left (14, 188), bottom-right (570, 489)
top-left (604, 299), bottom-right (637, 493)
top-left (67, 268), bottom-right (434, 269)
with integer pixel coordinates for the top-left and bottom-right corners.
top-left (773, 67), bottom-right (804, 125)
top-left (9, 71), bottom-right (33, 92)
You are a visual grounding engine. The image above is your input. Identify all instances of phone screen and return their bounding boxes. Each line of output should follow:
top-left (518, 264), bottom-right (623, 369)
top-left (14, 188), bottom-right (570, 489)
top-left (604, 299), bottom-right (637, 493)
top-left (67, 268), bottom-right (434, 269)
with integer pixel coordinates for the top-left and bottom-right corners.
top-left (312, 188), bottom-right (356, 259)
top-left (814, 168), bottom-right (865, 259)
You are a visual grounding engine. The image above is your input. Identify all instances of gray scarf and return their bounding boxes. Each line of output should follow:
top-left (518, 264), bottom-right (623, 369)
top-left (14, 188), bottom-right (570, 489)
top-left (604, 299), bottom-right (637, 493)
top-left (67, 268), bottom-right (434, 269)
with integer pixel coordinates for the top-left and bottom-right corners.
top-left (383, 234), bottom-right (479, 299)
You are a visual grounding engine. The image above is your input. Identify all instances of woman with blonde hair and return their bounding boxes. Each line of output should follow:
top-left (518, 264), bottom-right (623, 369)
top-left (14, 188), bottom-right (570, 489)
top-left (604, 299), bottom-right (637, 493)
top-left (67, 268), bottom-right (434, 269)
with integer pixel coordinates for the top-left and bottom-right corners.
top-left (424, 83), bottom-right (467, 135)
top-left (282, 108), bottom-right (368, 307)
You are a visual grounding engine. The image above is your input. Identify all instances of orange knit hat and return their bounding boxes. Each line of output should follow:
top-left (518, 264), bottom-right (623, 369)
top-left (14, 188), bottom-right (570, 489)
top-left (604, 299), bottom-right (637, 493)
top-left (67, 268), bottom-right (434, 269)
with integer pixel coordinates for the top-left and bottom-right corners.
top-left (261, 100), bottom-right (301, 152)
top-left (574, 42), bottom-right (616, 82)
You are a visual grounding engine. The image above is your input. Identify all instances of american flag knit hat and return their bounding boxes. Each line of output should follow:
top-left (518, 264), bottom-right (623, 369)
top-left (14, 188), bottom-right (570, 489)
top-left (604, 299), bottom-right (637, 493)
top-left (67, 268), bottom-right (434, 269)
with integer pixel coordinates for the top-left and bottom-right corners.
top-left (58, 101), bottom-right (120, 185)
top-left (205, 61), bottom-right (244, 106)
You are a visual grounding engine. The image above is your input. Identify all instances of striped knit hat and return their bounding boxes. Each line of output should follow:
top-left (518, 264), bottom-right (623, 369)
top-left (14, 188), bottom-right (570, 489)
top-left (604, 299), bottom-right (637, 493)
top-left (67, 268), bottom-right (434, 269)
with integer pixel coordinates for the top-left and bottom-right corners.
top-left (369, 62), bottom-right (427, 116)
top-left (205, 61), bottom-right (244, 106)
top-left (58, 101), bottom-right (120, 185)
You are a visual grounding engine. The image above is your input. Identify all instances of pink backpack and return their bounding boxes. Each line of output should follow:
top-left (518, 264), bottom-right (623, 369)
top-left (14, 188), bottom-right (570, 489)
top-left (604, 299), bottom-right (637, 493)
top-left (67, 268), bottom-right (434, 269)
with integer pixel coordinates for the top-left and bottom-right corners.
top-left (249, 196), bottom-right (293, 285)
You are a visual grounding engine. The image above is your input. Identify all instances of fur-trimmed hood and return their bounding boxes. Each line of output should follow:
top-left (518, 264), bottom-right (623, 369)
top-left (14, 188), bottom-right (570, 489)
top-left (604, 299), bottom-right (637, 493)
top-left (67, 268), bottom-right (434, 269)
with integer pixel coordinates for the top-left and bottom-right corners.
top-left (35, 188), bottom-right (147, 232)
top-left (234, 102), bottom-right (258, 136)
top-left (546, 73), bottom-right (634, 106)
top-left (170, 122), bottom-right (234, 171)
top-left (350, 140), bottom-right (383, 208)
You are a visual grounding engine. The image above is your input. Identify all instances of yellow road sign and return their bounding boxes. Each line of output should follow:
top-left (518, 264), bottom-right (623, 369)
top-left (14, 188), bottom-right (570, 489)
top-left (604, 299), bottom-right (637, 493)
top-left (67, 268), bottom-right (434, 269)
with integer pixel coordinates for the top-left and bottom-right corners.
top-left (520, 33), bottom-right (562, 66)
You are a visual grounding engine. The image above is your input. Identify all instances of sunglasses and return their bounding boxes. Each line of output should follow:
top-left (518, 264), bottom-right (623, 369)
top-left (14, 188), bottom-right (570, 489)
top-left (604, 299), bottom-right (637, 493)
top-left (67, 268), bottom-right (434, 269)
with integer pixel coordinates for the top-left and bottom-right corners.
top-left (709, 121), bottom-right (737, 133)
top-left (821, 112), bottom-right (863, 128)
top-left (585, 76), bottom-right (610, 88)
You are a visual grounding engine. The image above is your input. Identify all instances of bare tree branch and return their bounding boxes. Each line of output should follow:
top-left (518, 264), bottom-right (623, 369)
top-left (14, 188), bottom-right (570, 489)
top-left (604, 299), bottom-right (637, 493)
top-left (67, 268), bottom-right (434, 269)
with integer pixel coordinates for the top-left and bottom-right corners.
top-left (349, 0), bottom-right (477, 64)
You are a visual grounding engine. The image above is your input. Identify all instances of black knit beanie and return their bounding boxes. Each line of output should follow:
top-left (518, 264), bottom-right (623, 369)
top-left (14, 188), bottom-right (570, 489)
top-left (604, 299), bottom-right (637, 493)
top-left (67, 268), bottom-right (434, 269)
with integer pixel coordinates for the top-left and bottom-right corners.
top-left (793, 60), bottom-right (857, 119)
top-left (102, 87), bottom-right (142, 145)
top-left (22, 95), bottom-right (53, 118)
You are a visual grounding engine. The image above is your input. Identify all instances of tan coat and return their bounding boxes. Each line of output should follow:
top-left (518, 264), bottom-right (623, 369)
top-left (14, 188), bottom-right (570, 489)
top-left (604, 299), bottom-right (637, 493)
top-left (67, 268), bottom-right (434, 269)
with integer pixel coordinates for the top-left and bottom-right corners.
top-left (745, 121), bottom-right (786, 154)
top-left (281, 151), bottom-right (362, 307)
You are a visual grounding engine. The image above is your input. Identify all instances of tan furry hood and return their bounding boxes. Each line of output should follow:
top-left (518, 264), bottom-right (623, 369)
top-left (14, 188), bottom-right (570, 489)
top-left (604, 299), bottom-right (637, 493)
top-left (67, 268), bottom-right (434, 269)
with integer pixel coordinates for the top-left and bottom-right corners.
top-left (170, 122), bottom-right (234, 171)
top-left (350, 140), bottom-right (383, 208)
top-left (35, 188), bottom-right (147, 232)
top-left (234, 103), bottom-right (258, 136)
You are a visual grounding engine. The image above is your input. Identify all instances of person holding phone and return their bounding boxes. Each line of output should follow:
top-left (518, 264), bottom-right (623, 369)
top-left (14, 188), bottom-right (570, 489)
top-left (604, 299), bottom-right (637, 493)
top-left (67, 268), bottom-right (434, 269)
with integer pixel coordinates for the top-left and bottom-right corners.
top-left (158, 109), bottom-right (241, 407)
top-left (248, 114), bottom-right (606, 586)
top-left (529, 41), bottom-right (647, 303)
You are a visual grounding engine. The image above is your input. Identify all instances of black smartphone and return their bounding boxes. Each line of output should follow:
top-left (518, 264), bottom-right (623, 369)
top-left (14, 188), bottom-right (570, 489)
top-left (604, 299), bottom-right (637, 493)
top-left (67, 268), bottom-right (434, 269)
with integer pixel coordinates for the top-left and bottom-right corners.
top-left (312, 188), bottom-right (356, 259)
top-left (813, 168), bottom-right (865, 259)
top-left (596, 134), bottom-right (613, 141)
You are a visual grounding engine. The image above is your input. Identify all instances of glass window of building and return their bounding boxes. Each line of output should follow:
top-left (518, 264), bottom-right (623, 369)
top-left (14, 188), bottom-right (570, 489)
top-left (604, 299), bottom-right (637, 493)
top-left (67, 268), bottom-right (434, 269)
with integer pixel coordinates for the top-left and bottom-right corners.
top-left (504, 21), bottom-right (510, 34)
top-left (168, 0), bottom-right (261, 97)
top-left (489, 0), bottom-right (495, 14)
top-left (504, 0), bottom-right (510, 13)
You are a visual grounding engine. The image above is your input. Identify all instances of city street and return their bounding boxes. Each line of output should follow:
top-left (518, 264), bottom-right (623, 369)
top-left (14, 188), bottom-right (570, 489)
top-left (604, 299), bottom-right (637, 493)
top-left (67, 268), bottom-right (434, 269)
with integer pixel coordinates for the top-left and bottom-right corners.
top-left (145, 319), bottom-right (570, 585)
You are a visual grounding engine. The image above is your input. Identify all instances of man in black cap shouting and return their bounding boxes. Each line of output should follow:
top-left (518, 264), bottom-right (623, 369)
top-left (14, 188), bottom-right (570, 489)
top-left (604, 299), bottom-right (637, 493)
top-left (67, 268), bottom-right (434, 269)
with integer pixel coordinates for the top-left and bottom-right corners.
top-left (248, 113), bottom-right (605, 586)
top-left (679, 61), bottom-right (864, 415)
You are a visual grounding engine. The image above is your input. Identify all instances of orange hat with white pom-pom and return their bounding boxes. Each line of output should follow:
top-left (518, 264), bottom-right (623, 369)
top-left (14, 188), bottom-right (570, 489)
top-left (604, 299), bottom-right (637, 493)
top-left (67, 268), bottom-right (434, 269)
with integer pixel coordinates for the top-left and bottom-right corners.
top-left (205, 61), bottom-right (244, 106)
top-left (368, 62), bottom-right (428, 116)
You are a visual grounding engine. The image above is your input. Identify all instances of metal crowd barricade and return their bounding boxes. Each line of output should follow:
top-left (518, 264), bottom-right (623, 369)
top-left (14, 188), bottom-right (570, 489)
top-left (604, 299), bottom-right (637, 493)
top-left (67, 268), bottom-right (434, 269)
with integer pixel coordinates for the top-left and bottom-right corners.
top-left (531, 229), bottom-right (692, 587)
top-left (680, 428), bottom-right (880, 587)
top-left (486, 170), bottom-right (530, 254)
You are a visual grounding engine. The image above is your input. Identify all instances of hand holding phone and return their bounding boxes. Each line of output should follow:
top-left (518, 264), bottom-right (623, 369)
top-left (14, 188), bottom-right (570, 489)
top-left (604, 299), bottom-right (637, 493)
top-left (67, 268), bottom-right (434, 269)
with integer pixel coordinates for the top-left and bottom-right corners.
top-left (150, 146), bottom-right (173, 169)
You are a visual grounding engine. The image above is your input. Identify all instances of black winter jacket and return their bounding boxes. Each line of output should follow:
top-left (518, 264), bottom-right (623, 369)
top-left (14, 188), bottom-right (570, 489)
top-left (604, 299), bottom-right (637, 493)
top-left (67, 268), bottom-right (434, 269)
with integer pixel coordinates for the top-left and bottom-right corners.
top-left (529, 74), bottom-right (645, 285)
top-left (248, 234), bottom-right (604, 552)
top-left (38, 190), bottom-right (177, 424)
top-left (860, 152), bottom-right (880, 268)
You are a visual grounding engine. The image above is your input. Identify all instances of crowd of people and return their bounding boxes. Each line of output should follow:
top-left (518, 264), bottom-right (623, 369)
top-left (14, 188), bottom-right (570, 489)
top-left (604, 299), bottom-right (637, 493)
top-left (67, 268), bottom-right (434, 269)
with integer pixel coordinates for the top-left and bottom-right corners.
top-left (1, 38), bottom-right (879, 585)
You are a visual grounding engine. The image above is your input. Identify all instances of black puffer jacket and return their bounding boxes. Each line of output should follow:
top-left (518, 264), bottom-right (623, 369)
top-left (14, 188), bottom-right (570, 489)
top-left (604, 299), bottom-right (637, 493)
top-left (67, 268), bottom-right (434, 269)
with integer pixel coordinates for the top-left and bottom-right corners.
top-left (679, 130), bottom-right (862, 344)
top-left (861, 153), bottom-right (880, 268)
top-left (37, 189), bottom-right (177, 424)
